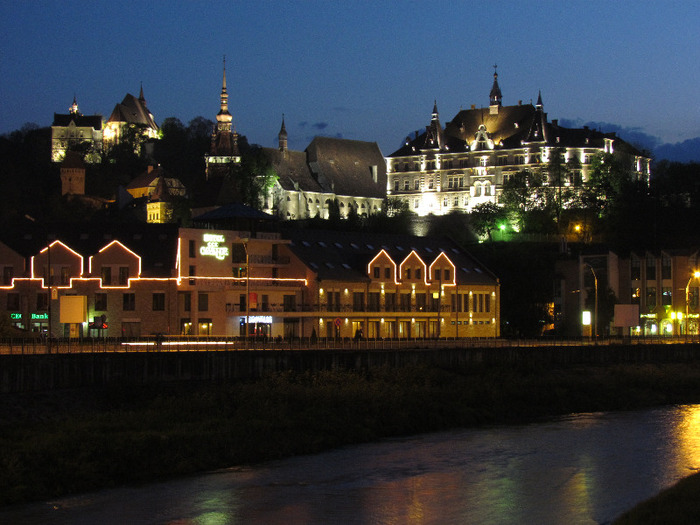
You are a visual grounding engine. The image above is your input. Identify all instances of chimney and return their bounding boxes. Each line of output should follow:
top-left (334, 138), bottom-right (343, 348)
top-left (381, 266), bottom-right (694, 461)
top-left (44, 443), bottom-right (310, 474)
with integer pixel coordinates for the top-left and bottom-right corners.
top-left (518, 100), bottom-right (522, 105)
top-left (552, 119), bottom-right (558, 126)
top-left (471, 104), bottom-right (476, 110)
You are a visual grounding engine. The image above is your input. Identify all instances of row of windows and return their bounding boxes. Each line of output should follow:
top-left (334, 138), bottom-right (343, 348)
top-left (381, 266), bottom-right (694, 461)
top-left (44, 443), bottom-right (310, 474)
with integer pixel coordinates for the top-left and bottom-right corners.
top-left (371, 266), bottom-right (451, 281)
top-left (391, 153), bottom-right (595, 172)
top-left (7, 292), bottom-right (176, 313)
top-left (631, 287), bottom-right (699, 307)
top-left (630, 256), bottom-right (673, 281)
top-left (321, 290), bottom-right (493, 313)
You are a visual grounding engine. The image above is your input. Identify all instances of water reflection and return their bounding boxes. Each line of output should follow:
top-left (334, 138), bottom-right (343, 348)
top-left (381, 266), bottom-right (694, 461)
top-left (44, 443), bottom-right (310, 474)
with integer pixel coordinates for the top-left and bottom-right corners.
top-left (2, 406), bottom-right (700, 525)
top-left (676, 404), bottom-right (700, 474)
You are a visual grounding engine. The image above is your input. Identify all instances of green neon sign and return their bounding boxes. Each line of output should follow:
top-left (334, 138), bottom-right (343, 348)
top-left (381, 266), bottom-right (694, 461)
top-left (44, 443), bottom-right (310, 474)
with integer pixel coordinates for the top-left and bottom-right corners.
top-left (10, 313), bottom-right (22, 320)
top-left (31, 313), bottom-right (49, 320)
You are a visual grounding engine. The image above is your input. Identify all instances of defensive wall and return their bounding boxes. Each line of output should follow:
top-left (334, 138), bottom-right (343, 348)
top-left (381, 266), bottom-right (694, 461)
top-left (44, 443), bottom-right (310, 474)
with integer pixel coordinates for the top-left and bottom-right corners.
top-left (2, 342), bottom-right (700, 393)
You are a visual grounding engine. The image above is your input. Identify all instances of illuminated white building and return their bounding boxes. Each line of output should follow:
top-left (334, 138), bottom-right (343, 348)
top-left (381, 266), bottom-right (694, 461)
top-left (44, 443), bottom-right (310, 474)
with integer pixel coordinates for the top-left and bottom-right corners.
top-left (50, 97), bottom-right (103, 163)
top-left (260, 122), bottom-right (387, 220)
top-left (386, 70), bottom-right (651, 215)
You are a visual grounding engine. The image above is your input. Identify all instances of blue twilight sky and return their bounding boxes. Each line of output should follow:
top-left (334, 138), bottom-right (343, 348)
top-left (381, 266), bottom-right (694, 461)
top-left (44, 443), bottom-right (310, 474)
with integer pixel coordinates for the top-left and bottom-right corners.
top-left (2, 1), bottom-right (699, 156)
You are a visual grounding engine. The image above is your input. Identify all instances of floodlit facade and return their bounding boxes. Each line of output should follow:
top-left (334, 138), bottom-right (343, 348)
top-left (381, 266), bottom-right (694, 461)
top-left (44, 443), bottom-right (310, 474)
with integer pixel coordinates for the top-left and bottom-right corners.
top-left (51, 97), bottom-right (103, 163)
top-left (386, 70), bottom-right (652, 215)
top-left (103, 86), bottom-right (159, 150)
top-left (201, 62), bottom-right (387, 219)
top-left (1, 226), bottom-right (499, 339)
top-left (261, 131), bottom-right (387, 220)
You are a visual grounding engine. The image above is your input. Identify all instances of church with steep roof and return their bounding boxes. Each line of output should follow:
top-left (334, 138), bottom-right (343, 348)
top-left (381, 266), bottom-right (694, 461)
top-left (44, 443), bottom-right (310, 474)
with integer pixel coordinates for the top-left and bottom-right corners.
top-left (386, 69), bottom-right (652, 216)
top-left (259, 119), bottom-right (387, 220)
top-left (201, 61), bottom-right (387, 220)
top-left (103, 85), bottom-right (159, 151)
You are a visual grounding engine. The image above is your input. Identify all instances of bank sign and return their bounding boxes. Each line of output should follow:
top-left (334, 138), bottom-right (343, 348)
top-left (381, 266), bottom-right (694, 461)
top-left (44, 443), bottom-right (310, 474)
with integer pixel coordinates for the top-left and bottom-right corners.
top-left (10, 313), bottom-right (48, 321)
top-left (200, 234), bottom-right (229, 261)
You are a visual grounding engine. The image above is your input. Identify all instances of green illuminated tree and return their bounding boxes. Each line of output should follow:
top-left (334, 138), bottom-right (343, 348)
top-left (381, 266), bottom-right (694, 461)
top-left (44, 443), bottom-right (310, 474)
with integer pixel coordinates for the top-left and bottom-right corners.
top-left (470, 202), bottom-right (506, 241)
top-left (500, 169), bottom-right (552, 231)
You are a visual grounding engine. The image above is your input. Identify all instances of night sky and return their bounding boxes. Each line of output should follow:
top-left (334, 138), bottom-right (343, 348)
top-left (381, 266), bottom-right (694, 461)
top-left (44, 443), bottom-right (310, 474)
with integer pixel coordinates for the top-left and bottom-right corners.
top-left (2, 1), bottom-right (699, 156)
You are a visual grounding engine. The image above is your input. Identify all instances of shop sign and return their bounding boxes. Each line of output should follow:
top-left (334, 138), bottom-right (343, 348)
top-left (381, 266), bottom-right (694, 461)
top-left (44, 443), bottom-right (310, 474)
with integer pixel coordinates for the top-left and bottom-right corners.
top-left (31, 313), bottom-right (49, 320)
top-left (248, 316), bottom-right (272, 324)
top-left (10, 313), bottom-right (22, 320)
top-left (200, 234), bottom-right (229, 260)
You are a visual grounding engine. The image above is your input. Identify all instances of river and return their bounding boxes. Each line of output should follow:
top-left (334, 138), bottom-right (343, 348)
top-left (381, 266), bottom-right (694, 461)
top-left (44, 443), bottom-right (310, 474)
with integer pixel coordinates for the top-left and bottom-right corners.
top-left (3, 405), bottom-right (700, 524)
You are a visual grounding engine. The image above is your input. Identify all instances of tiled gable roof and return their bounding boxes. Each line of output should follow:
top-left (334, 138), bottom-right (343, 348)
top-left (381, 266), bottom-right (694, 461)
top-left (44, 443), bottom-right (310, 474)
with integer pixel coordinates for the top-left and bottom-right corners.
top-left (52, 113), bottom-right (103, 130)
top-left (305, 137), bottom-right (387, 199)
top-left (0, 222), bottom-right (179, 278)
top-left (391, 101), bottom-right (644, 157)
top-left (261, 147), bottom-right (323, 193)
top-left (107, 93), bottom-right (158, 130)
top-left (284, 228), bottom-right (498, 285)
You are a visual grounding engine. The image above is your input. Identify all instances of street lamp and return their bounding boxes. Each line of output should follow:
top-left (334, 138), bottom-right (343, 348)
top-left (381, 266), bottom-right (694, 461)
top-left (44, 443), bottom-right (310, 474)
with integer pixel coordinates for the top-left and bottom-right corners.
top-left (685, 270), bottom-right (700, 340)
top-left (584, 263), bottom-right (598, 343)
top-left (241, 238), bottom-right (250, 350)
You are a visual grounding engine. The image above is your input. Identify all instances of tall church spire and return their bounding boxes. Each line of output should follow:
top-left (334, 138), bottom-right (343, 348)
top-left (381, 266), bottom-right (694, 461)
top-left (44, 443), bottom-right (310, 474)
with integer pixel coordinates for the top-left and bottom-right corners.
top-left (489, 65), bottom-right (502, 107)
top-left (217, 56), bottom-right (233, 132)
top-left (279, 114), bottom-right (288, 152)
top-left (206, 56), bottom-right (240, 179)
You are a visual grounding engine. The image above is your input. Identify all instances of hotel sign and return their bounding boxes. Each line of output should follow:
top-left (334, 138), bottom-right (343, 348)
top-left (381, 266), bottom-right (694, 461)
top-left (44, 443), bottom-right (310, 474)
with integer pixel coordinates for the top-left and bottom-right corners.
top-left (200, 234), bottom-right (229, 261)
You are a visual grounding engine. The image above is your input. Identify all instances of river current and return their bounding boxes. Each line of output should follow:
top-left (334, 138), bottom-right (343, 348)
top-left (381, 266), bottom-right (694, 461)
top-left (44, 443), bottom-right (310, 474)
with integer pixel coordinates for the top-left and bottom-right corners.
top-left (3, 405), bottom-right (700, 524)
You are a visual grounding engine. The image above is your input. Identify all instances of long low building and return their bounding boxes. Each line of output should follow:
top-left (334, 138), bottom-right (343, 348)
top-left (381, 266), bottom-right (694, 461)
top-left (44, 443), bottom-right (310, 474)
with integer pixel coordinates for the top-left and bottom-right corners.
top-left (0, 224), bottom-right (499, 339)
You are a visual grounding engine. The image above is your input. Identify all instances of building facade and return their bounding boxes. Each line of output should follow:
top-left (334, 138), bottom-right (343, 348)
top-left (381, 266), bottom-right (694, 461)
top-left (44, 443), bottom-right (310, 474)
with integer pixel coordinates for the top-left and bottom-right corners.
top-left (1, 225), bottom-right (499, 340)
top-left (261, 129), bottom-right (387, 220)
top-left (51, 97), bottom-right (103, 163)
top-left (386, 70), bottom-right (652, 215)
top-left (555, 248), bottom-right (700, 337)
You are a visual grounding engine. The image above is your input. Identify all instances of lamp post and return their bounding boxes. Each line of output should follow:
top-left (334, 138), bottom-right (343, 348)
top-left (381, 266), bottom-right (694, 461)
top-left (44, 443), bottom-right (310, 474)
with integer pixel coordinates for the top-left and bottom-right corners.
top-left (241, 238), bottom-right (249, 350)
top-left (584, 263), bottom-right (598, 343)
top-left (685, 270), bottom-right (700, 340)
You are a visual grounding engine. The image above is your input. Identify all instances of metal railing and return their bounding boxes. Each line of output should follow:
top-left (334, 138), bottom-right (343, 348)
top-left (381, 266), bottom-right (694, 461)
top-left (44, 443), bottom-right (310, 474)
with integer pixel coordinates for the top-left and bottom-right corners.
top-left (1, 335), bottom-right (699, 355)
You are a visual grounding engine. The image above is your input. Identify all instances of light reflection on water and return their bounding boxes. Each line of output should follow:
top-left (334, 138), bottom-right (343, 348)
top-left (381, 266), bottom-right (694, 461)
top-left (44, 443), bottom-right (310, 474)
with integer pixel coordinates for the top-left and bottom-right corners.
top-left (2, 405), bottom-right (700, 525)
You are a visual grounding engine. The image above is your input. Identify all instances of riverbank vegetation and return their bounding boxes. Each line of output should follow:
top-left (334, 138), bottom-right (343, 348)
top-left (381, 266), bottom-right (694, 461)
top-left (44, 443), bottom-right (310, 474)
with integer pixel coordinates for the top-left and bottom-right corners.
top-left (2, 361), bottom-right (700, 507)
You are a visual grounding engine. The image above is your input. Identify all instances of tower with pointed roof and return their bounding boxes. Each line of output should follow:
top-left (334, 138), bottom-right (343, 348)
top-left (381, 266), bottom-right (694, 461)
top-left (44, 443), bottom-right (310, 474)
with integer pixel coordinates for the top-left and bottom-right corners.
top-left (489, 65), bottom-right (502, 114)
top-left (278, 115), bottom-right (288, 153)
top-left (205, 57), bottom-right (241, 180)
